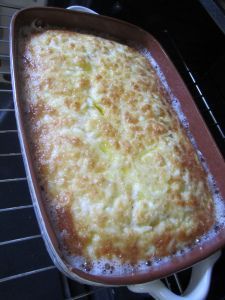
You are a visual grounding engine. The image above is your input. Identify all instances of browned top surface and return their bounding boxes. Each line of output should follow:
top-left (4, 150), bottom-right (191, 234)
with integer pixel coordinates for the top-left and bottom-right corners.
top-left (19, 27), bottom-right (215, 276)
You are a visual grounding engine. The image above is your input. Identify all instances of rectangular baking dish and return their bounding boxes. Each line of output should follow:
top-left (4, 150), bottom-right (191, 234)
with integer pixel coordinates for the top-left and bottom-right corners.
top-left (10, 7), bottom-right (225, 286)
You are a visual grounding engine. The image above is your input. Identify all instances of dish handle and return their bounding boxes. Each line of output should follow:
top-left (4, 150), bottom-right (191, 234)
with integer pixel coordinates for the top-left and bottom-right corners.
top-left (128, 251), bottom-right (220, 300)
top-left (67, 5), bottom-right (98, 14)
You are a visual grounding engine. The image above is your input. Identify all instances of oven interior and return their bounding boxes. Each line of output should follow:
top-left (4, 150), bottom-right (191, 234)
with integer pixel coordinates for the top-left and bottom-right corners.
top-left (0, 0), bottom-right (225, 299)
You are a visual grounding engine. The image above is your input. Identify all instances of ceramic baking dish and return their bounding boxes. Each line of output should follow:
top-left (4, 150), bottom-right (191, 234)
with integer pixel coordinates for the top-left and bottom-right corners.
top-left (10, 6), bottom-right (225, 291)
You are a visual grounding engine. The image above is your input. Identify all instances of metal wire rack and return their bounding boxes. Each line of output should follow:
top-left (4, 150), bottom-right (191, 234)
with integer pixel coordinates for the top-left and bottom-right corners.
top-left (0, 2), bottom-right (224, 300)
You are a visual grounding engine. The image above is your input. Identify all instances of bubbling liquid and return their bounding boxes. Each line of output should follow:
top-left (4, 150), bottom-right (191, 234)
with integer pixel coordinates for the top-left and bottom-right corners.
top-left (62, 47), bottom-right (225, 277)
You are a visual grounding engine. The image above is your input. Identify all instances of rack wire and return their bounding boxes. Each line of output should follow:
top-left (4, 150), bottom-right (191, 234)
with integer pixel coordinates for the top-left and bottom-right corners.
top-left (0, 2), bottom-right (224, 299)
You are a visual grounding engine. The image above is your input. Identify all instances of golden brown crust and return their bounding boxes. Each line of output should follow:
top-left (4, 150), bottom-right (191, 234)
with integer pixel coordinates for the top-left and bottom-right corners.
top-left (20, 29), bottom-right (215, 265)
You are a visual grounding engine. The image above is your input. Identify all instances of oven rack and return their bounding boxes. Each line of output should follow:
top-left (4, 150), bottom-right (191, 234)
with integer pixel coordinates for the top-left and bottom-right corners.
top-left (0, 3), bottom-right (224, 300)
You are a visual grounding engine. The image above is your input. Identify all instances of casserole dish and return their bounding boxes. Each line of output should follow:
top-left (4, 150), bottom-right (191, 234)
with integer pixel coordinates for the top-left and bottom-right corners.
top-left (10, 6), bottom-right (225, 299)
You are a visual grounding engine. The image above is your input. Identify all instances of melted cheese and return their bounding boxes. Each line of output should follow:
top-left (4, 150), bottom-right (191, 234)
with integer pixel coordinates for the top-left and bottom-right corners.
top-left (20, 29), bottom-right (214, 266)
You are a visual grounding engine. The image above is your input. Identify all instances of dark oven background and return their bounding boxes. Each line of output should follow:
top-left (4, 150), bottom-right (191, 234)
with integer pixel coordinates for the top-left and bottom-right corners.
top-left (0, 0), bottom-right (225, 299)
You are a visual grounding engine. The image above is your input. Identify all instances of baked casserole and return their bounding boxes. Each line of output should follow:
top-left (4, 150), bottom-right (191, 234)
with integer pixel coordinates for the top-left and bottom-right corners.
top-left (20, 29), bottom-right (215, 273)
